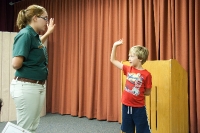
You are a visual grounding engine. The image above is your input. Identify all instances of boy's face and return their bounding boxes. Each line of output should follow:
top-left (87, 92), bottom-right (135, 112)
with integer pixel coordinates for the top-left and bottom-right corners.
top-left (128, 53), bottom-right (142, 67)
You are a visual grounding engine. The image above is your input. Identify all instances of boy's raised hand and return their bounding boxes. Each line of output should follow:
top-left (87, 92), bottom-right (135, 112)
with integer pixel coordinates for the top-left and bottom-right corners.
top-left (110, 38), bottom-right (123, 70)
top-left (114, 39), bottom-right (123, 46)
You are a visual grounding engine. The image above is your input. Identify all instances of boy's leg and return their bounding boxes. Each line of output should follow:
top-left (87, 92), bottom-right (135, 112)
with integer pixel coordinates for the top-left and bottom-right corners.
top-left (132, 106), bottom-right (151, 133)
top-left (121, 104), bottom-right (135, 133)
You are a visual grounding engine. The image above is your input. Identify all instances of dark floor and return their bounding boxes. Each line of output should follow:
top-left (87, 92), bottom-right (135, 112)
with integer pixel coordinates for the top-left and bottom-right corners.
top-left (0, 113), bottom-right (121, 133)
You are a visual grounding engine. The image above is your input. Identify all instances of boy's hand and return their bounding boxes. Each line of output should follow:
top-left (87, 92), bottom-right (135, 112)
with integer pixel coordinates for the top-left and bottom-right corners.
top-left (110, 38), bottom-right (123, 70)
top-left (114, 39), bottom-right (123, 46)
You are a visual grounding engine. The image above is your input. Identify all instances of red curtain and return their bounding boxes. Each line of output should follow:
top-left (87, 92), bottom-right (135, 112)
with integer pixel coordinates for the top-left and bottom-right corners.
top-left (14, 0), bottom-right (200, 132)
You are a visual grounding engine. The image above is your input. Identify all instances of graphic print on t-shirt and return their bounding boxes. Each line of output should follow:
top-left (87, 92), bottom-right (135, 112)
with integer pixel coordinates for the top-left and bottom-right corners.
top-left (125, 73), bottom-right (143, 96)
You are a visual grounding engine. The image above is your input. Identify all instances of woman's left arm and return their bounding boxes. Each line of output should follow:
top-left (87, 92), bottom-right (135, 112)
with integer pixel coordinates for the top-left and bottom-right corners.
top-left (40, 18), bottom-right (56, 45)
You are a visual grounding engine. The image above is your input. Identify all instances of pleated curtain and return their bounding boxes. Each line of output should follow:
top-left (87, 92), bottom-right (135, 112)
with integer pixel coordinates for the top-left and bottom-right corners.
top-left (12, 0), bottom-right (200, 132)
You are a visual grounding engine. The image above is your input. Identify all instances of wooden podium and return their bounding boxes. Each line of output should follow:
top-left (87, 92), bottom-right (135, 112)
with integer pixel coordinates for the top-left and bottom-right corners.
top-left (121, 59), bottom-right (188, 133)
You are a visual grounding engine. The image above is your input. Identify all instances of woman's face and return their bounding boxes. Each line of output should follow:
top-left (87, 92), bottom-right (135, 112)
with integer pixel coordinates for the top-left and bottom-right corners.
top-left (36, 11), bottom-right (48, 32)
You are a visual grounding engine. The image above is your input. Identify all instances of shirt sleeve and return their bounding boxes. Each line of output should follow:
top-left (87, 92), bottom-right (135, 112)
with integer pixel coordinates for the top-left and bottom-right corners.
top-left (122, 65), bottom-right (129, 76)
top-left (145, 73), bottom-right (152, 89)
top-left (13, 33), bottom-right (31, 59)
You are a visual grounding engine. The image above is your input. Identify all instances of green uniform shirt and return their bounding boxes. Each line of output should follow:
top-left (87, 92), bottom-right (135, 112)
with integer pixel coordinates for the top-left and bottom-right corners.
top-left (13, 25), bottom-right (48, 80)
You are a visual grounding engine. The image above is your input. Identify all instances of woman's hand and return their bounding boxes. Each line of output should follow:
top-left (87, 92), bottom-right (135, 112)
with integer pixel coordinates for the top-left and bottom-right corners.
top-left (40, 18), bottom-right (56, 44)
top-left (46, 18), bottom-right (56, 35)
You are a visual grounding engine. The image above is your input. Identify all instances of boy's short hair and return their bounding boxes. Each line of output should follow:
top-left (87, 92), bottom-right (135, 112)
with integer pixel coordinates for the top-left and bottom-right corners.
top-left (129, 45), bottom-right (149, 65)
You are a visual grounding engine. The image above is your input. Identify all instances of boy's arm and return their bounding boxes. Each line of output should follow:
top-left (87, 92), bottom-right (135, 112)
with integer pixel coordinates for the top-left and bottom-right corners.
top-left (144, 74), bottom-right (152, 96)
top-left (40, 18), bottom-right (56, 45)
top-left (144, 88), bottom-right (151, 96)
top-left (110, 39), bottom-right (123, 70)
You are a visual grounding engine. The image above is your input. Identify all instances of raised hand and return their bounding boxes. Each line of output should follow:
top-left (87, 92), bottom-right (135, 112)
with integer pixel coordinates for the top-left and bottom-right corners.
top-left (46, 18), bottom-right (56, 35)
top-left (114, 39), bottom-right (123, 46)
top-left (40, 18), bottom-right (56, 44)
top-left (110, 38), bottom-right (124, 70)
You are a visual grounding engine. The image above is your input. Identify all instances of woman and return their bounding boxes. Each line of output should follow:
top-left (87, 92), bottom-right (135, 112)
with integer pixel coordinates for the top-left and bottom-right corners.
top-left (10, 5), bottom-right (55, 132)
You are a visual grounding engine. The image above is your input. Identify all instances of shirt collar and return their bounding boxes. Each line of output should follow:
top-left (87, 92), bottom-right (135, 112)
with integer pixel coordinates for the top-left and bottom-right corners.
top-left (25, 25), bottom-right (39, 37)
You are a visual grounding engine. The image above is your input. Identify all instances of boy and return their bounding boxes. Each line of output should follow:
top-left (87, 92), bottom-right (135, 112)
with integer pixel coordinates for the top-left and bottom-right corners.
top-left (110, 39), bottom-right (152, 133)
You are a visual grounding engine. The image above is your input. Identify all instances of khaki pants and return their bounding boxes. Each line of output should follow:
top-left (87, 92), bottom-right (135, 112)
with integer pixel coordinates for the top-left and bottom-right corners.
top-left (10, 79), bottom-right (46, 133)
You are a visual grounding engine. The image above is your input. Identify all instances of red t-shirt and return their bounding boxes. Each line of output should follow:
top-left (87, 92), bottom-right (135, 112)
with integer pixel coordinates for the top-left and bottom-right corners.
top-left (122, 65), bottom-right (152, 107)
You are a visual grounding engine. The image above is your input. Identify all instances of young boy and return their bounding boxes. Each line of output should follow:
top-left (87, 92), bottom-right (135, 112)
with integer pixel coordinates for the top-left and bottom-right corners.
top-left (110, 39), bottom-right (152, 133)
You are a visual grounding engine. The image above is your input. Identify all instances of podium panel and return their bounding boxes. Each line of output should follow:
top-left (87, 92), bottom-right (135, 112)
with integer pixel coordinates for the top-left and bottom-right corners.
top-left (121, 59), bottom-right (188, 133)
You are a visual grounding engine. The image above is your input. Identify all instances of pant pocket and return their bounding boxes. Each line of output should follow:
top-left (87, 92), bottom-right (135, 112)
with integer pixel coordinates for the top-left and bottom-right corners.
top-left (10, 81), bottom-right (23, 98)
top-left (13, 88), bottom-right (23, 98)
